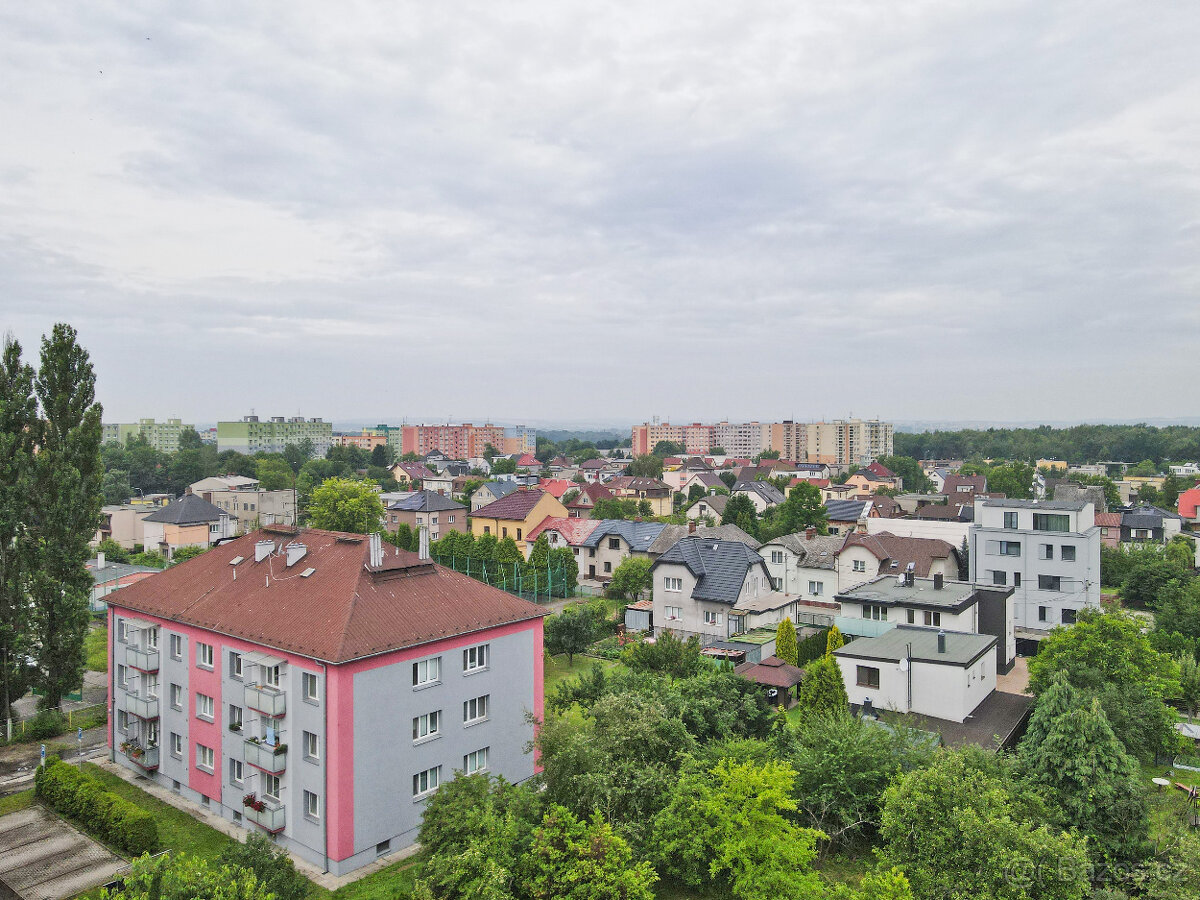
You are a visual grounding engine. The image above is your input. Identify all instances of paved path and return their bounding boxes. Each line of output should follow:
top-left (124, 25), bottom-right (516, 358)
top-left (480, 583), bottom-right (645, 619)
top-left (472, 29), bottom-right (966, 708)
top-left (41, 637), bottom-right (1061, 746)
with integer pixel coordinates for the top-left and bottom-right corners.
top-left (0, 728), bottom-right (109, 793)
top-left (0, 805), bottom-right (123, 900)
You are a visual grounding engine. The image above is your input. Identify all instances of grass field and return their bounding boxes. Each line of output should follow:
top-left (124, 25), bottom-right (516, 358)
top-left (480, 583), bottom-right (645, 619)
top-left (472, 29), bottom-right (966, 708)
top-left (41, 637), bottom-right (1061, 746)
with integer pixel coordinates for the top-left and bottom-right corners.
top-left (85, 625), bottom-right (108, 673)
top-left (0, 789), bottom-right (34, 817)
top-left (544, 653), bottom-right (618, 692)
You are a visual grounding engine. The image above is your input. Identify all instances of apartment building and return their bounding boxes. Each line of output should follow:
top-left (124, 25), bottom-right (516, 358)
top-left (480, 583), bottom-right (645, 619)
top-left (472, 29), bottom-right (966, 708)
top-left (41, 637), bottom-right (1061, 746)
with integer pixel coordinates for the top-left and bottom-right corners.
top-left (803, 419), bottom-right (894, 467)
top-left (632, 418), bottom-right (893, 466)
top-left (107, 528), bottom-right (545, 875)
top-left (190, 476), bottom-right (297, 532)
top-left (333, 430), bottom-right (390, 452)
top-left (711, 421), bottom-right (770, 459)
top-left (102, 418), bottom-right (193, 453)
top-left (969, 499), bottom-right (1101, 633)
top-left (217, 416), bottom-right (333, 457)
top-left (395, 424), bottom-right (534, 460)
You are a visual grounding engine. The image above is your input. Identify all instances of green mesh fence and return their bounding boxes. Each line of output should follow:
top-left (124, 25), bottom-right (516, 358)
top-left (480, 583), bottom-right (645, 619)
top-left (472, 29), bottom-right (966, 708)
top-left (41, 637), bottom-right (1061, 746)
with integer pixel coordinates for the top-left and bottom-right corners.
top-left (433, 552), bottom-right (580, 603)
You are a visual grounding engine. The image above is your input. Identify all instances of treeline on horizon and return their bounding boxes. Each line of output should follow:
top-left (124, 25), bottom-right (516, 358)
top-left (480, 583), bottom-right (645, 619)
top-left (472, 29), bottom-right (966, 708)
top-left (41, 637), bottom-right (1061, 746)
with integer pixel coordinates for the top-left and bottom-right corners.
top-left (895, 423), bottom-right (1200, 466)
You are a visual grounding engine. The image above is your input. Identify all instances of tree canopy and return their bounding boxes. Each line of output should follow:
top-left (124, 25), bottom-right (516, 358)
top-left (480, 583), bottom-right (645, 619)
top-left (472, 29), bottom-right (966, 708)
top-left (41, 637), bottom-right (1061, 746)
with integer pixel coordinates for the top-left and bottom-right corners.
top-left (307, 477), bottom-right (384, 533)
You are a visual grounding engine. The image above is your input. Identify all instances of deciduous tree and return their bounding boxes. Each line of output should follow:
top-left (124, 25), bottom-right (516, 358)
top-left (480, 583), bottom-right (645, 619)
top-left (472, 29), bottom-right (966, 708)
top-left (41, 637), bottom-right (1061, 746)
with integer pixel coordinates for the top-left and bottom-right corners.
top-left (307, 477), bottom-right (384, 534)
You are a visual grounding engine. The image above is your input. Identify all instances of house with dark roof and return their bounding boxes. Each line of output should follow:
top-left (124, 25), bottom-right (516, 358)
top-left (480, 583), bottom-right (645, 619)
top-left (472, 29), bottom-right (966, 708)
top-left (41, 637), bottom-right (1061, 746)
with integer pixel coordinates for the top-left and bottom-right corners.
top-left (604, 476), bottom-right (673, 516)
top-left (646, 523), bottom-right (761, 557)
top-left (942, 473), bottom-right (987, 501)
top-left (757, 530), bottom-right (842, 599)
top-left (576, 519), bottom-right (671, 581)
top-left (1120, 503), bottom-right (1184, 544)
top-left (469, 488), bottom-right (567, 552)
top-left (469, 480), bottom-right (519, 512)
top-left (824, 498), bottom-right (872, 535)
top-left (684, 493), bottom-right (729, 523)
top-left (141, 494), bottom-right (236, 560)
top-left (838, 531), bottom-right (960, 592)
top-left (731, 479), bottom-right (786, 513)
top-left (106, 528), bottom-right (545, 875)
top-left (389, 461), bottom-right (436, 487)
top-left (651, 537), bottom-right (794, 645)
top-left (87, 555), bottom-right (161, 612)
top-left (565, 482), bottom-right (612, 518)
top-left (384, 491), bottom-right (466, 540)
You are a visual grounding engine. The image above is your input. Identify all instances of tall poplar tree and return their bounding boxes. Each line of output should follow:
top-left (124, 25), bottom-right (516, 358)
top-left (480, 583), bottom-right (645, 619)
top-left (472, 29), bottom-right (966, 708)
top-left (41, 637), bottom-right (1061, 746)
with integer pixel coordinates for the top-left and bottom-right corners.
top-left (29, 324), bottom-right (103, 707)
top-left (0, 334), bottom-right (37, 721)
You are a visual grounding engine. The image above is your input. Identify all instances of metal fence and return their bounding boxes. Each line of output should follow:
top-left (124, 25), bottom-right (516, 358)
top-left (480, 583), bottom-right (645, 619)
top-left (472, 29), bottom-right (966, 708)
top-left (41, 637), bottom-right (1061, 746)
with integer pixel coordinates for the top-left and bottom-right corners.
top-left (3, 702), bottom-right (107, 744)
top-left (432, 552), bottom-right (583, 603)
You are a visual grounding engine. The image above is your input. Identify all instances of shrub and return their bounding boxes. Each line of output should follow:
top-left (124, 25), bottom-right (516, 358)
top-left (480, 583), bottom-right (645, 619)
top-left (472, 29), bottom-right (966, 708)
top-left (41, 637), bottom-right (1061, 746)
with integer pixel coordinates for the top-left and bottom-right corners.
top-left (35, 757), bottom-right (159, 855)
top-left (26, 709), bottom-right (67, 740)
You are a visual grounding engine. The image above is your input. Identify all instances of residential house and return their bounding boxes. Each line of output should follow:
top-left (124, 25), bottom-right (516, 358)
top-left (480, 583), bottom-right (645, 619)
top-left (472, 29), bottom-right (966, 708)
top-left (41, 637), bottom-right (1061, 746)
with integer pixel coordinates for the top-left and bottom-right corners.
top-left (107, 528), bottom-right (544, 874)
top-left (732, 480), bottom-right (785, 513)
top-left (514, 453), bottom-right (540, 473)
top-left (926, 467), bottom-right (950, 493)
top-left (470, 481), bottom-right (519, 513)
top-left (792, 463), bottom-right (831, 480)
top-left (577, 458), bottom-right (607, 483)
top-left (919, 459), bottom-right (964, 476)
top-left (1178, 486), bottom-right (1200, 526)
top-left (93, 504), bottom-right (157, 550)
top-left (1095, 511), bottom-right (1122, 548)
top-left (191, 475), bottom-right (262, 493)
top-left (565, 482), bottom-right (612, 518)
top-left (969, 498), bottom-right (1101, 634)
top-left (757, 530), bottom-right (842, 599)
top-left (390, 462), bottom-right (437, 489)
top-left (837, 532), bottom-right (960, 592)
top-left (864, 515), bottom-right (973, 550)
top-left (941, 474), bottom-right (987, 501)
top-left (646, 523), bottom-right (761, 559)
top-left (469, 489), bottom-right (568, 552)
top-left (824, 499), bottom-right (872, 536)
top-left (87, 555), bottom-right (160, 612)
top-left (189, 476), bottom-right (297, 533)
top-left (419, 469), bottom-right (459, 496)
top-left (537, 479), bottom-right (575, 500)
top-left (384, 492), bottom-right (467, 541)
top-left (1121, 504), bottom-right (1184, 545)
top-left (141, 494), bottom-right (237, 561)
top-left (844, 471), bottom-right (897, 497)
top-left (1051, 481), bottom-right (1107, 512)
top-left (684, 494), bottom-right (729, 523)
top-left (821, 483), bottom-right (859, 503)
top-left (522, 517), bottom-right (602, 567)
top-left (604, 477), bottom-right (673, 516)
top-left (575, 520), bottom-right (670, 581)
top-left (678, 471), bottom-right (725, 496)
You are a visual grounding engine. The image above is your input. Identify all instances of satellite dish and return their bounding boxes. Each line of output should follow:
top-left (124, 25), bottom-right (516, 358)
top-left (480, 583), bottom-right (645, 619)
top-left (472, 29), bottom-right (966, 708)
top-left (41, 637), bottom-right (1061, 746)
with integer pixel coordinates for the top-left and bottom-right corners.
top-left (899, 658), bottom-right (909, 672)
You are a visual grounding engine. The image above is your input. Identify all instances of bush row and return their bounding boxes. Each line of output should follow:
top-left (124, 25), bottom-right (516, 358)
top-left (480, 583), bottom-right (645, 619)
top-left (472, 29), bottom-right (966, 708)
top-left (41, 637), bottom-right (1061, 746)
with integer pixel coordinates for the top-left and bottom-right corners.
top-left (34, 757), bottom-right (159, 855)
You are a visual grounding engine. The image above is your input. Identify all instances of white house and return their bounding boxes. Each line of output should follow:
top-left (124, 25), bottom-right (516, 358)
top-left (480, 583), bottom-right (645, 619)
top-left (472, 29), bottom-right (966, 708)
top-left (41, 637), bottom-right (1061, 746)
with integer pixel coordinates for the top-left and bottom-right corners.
top-left (970, 498), bottom-right (1101, 633)
top-left (758, 530), bottom-right (842, 599)
top-left (732, 480), bottom-right (785, 513)
top-left (837, 532), bottom-right (960, 593)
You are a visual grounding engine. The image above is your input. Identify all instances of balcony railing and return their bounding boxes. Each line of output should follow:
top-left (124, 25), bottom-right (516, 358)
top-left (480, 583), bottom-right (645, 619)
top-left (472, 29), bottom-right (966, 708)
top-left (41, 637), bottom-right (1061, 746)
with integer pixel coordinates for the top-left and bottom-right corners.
top-left (123, 744), bottom-right (160, 771)
top-left (245, 799), bottom-right (286, 833)
top-left (125, 646), bottom-right (160, 673)
top-left (243, 738), bottom-right (287, 774)
top-left (244, 684), bottom-right (285, 717)
top-left (833, 616), bottom-right (895, 640)
top-left (126, 693), bottom-right (160, 720)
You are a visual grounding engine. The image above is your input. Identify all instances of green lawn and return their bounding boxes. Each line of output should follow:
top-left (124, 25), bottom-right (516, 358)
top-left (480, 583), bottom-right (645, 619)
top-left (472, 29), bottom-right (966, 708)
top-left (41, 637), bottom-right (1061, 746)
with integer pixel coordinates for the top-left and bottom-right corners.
top-left (0, 788), bottom-right (34, 816)
top-left (85, 625), bottom-right (108, 673)
top-left (544, 654), bottom-right (618, 692)
top-left (82, 763), bottom-right (238, 859)
top-left (1143, 760), bottom-right (1198, 841)
top-left (322, 855), bottom-right (426, 900)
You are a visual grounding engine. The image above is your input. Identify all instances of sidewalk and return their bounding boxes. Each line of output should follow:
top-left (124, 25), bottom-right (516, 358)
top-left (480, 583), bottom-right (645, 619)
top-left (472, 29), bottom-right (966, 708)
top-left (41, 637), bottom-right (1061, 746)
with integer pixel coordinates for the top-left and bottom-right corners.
top-left (0, 726), bottom-right (109, 791)
top-left (91, 757), bottom-right (420, 891)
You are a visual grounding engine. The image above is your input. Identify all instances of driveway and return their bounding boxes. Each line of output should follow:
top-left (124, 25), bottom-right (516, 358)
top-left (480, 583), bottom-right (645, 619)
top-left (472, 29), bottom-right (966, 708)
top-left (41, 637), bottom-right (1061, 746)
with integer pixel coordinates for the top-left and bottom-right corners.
top-left (0, 805), bottom-right (124, 900)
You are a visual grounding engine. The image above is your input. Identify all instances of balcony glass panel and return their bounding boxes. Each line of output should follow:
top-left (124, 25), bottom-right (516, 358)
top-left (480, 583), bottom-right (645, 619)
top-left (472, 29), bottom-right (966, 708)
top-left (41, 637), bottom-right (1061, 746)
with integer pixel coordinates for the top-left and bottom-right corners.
top-left (244, 684), bottom-right (285, 717)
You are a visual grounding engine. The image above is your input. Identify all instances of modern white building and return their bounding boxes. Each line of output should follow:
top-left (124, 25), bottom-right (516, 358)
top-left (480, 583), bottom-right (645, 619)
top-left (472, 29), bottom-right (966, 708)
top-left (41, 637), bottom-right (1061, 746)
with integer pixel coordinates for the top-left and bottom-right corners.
top-left (969, 498), bottom-right (1101, 634)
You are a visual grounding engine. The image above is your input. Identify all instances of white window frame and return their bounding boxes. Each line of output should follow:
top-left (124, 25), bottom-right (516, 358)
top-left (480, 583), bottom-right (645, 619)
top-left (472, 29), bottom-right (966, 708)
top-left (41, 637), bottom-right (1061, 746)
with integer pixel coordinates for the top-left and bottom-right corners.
top-left (196, 693), bottom-right (214, 721)
top-left (664, 576), bottom-right (682, 592)
top-left (170, 633), bottom-right (182, 659)
top-left (304, 789), bottom-right (320, 820)
top-left (171, 732), bottom-right (184, 757)
top-left (463, 747), bottom-right (489, 775)
top-left (808, 581), bottom-right (823, 596)
top-left (413, 711), bottom-right (441, 742)
top-left (304, 730), bottom-right (319, 760)
top-left (302, 671), bottom-right (320, 703)
top-left (413, 766), bottom-right (441, 798)
top-left (852, 559), bottom-right (866, 573)
top-left (230, 652), bottom-right (243, 679)
top-left (703, 610), bottom-right (723, 627)
top-left (463, 695), bottom-right (489, 724)
top-left (197, 642), bottom-right (214, 669)
top-left (664, 605), bottom-right (682, 620)
top-left (196, 743), bottom-right (214, 772)
top-left (463, 644), bottom-right (488, 674)
top-left (170, 683), bottom-right (183, 710)
top-left (230, 759), bottom-right (244, 784)
top-left (262, 664), bottom-right (281, 688)
top-left (263, 773), bottom-right (281, 800)
top-left (413, 657), bottom-right (441, 687)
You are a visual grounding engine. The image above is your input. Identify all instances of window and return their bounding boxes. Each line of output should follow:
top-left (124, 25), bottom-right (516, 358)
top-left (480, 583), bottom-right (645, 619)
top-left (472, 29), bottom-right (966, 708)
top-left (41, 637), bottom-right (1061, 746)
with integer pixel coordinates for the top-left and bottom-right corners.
top-left (1038, 606), bottom-right (1048, 622)
top-left (229, 652), bottom-right (242, 679)
top-left (448, 515), bottom-right (455, 524)
top-left (376, 840), bottom-right (391, 856)
top-left (857, 666), bottom-right (881, 688)
top-left (516, 529), bottom-right (522, 541)
top-left (1061, 545), bottom-right (1076, 562)
top-left (303, 672), bottom-right (320, 703)
top-left (1015, 573), bottom-right (1022, 587)
top-left (771, 577), bottom-right (783, 590)
top-left (170, 634), bottom-right (183, 659)
top-left (664, 605), bottom-right (682, 620)
top-left (1039, 544), bottom-right (1054, 560)
top-left (412, 657), bottom-right (441, 691)
top-left (664, 577), bottom-right (683, 592)
top-left (117, 619), bottom-right (128, 643)
top-left (463, 644), bottom-right (488, 673)
top-left (992, 570), bottom-right (1007, 585)
top-left (413, 711), bottom-right (441, 741)
top-left (924, 611), bottom-right (942, 627)
top-left (1038, 575), bottom-right (1062, 591)
top-left (196, 693), bottom-right (214, 720)
top-left (501, 527), bottom-right (507, 538)
top-left (483, 526), bottom-right (490, 535)
top-left (117, 709), bottom-right (129, 731)
top-left (413, 766), bottom-right (441, 798)
top-left (464, 695), bottom-right (489, 723)
top-left (464, 747), bottom-right (489, 775)
top-left (1003, 511), bottom-right (1019, 529)
top-left (263, 773), bottom-right (280, 800)
top-left (145, 627), bottom-right (159, 650)
top-left (906, 609), bottom-right (915, 624)
top-left (171, 732), bottom-right (183, 757)
top-left (304, 790), bottom-right (320, 820)
top-left (1061, 608), bottom-right (1078, 625)
top-left (263, 664), bottom-right (281, 688)
top-left (999, 541), bottom-right (1021, 556)
top-left (170, 683), bottom-right (183, 710)
top-left (230, 759), bottom-right (244, 784)
top-left (770, 551), bottom-right (784, 564)
top-left (197, 642), bottom-right (213, 669)
top-left (808, 581), bottom-right (823, 596)
top-left (608, 537), bottom-right (620, 550)
top-left (196, 743), bottom-right (214, 771)
top-left (862, 604), bottom-right (887, 621)
top-left (852, 559), bottom-right (866, 573)
top-left (1033, 513), bottom-right (1070, 532)
top-left (117, 663), bottom-right (127, 689)
top-left (703, 610), bottom-right (722, 626)
top-left (229, 705), bottom-right (242, 731)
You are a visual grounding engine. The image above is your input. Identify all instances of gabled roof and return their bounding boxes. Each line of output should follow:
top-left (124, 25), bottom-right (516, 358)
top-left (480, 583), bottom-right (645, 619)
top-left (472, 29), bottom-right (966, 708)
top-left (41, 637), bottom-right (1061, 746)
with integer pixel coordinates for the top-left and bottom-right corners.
top-left (1122, 504), bottom-right (1183, 527)
top-left (732, 480), bottom-right (786, 505)
top-left (841, 531), bottom-right (956, 577)
top-left (393, 462), bottom-right (436, 480)
top-left (865, 461), bottom-right (895, 479)
top-left (387, 491), bottom-right (465, 513)
top-left (471, 488), bottom-right (549, 520)
top-left (686, 494), bottom-right (729, 516)
top-left (606, 476), bottom-right (671, 493)
top-left (515, 453), bottom-right (539, 467)
top-left (582, 519), bottom-right (669, 551)
top-left (1094, 511), bottom-right (1122, 527)
top-left (653, 537), bottom-right (768, 604)
top-left (525, 516), bottom-right (602, 545)
top-left (759, 532), bottom-right (842, 570)
top-left (107, 528), bottom-right (546, 663)
top-left (1178, 486), bottom-right (1200, 519)
top-left (825, 499), bottom-right (871, 522)
top-left (538, 479), bottom-right (575, 499)
top-left (579, 458), bottom-right (606, 470)
top-left (143, 493), bottom-right (225, 525)
top-left (943, 474), bottom-right (986, 495)
top-left (567, 482), bottom-right (613, 507)
top-left (688, 472), bottom-right (724, 488)
top-left (475, 481), bottom-right (519, 501)
top-left (646, 523), bottom-right (761, 556)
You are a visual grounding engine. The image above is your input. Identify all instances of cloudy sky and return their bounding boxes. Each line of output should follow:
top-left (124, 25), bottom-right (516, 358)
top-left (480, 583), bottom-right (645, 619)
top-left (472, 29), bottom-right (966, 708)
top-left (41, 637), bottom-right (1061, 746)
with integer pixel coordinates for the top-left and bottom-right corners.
top-left (3, 2), bottom-right (1198, 429)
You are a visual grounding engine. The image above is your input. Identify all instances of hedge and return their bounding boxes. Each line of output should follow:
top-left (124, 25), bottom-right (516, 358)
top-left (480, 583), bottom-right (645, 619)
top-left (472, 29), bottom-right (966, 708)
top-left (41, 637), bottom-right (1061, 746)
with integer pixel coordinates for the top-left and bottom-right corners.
top-left (35, 756), bottom-right (159, 855)
top-left (795, 627), bottom-right (830, 668)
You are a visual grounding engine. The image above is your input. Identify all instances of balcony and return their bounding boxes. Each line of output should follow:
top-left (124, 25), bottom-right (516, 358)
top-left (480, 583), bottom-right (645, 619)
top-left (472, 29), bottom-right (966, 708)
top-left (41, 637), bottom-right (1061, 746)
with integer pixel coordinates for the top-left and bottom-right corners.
top-left (244, 798), bottom-right (286, 834)
top-left (243, 738), bottom-right (287, 774)
top-left (121, 742), bottom-right (160, 771)
top-left (125, 646), bottom-right (160, 673)
top-left (126, 693), bottom-right (160, 720)
top-left (244, 684), bottom-right (285, 717)
top-left (833, 616), bottom-right (895, 640)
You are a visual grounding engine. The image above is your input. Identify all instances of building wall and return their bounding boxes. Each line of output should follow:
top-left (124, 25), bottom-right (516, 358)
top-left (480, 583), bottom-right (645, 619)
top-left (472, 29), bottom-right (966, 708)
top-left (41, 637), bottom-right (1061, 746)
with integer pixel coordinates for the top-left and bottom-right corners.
top-left (93, 506), bottom-right (154, 549)
top-left (201, 490), bottom-right (297, 531)
top-left (102, 418), bottom-right (193, 453)
top-left (218, 418), bottom-right (332, 457)
top-left (383, 507), bottom-right (466, 541)
top-left (835, 652), bottom-right (993, 723)
top-left (864, 516), bottom-right (972, 548)
top-left (468, 494), bottom-right (567, 552)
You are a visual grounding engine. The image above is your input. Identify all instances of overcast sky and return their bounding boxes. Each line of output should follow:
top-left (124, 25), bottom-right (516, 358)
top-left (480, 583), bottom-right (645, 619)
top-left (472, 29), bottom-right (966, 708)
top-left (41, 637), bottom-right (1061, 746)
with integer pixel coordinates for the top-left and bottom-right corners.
top-left (3, 2), bottom-right (1198, 429)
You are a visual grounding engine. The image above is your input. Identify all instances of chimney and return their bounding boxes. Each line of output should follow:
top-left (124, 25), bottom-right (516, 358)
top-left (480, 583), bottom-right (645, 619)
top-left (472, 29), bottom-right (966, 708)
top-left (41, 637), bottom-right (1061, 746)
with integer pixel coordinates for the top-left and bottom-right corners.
top-left (97, 551), bottom-right (105, 570)
top-left (419, 526), bottom-right (430, 560)
top-left (285, 542), bottom-right (307, 567)
top-left (937, 630), bottom-right (946, 654)
top-left (368, 532), bottom-right (383, 568)
top-left (933, 573), bottom-right (944, 590)
top-left (255, 540), bottom-right (275, 562)
top-left (688, 520), bottom-right (697, 534)
top-left (806, 527), bottom-right (816, 540)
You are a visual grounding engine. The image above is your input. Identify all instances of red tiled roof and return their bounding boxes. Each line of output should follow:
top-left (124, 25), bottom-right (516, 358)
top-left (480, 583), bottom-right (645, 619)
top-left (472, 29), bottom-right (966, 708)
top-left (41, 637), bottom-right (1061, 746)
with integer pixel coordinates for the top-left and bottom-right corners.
top-left (1094, 511), bottom-right (1123, 527)
top-left (107, 528), bottom-right (545, 663)
top-left (471, 488), bottom-right (548, 520)
top-left (1178, 488), bottom-right (1200, 520)
top-left (790, 477), bottom-right (830, 488)
top-left (567, 483), bottom-right (612, 507)
top-left (734, 655), bottom-right (805, 689)
top-left (525, 516), bottom-right (601, 545)
top-left (516, 453), bottom-right (538, 467)
top-left (627, 599), bottom-right (654, 611)
top-left (842, 531), bottom-right (956, 577)
top-left (865, 461), bottom-right (895, 479)
top-left (538, 478), bottom-right (574, 498)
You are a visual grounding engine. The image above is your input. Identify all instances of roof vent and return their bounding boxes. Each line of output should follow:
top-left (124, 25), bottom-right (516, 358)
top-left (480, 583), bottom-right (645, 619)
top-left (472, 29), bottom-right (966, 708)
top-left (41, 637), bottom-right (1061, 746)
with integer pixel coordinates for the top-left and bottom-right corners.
top-left (229, 556), bottom-right (245, 566)
top-left (937, 630), bottom-right (947, 654)
top-left (300, 567), bottom-right (316, 578)
top-left (368, 532), bottom-right (383, 568)
top-left (255, 540), bottom-right (275, 562)
top-left (285, 542), bottom-right (307, 567)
